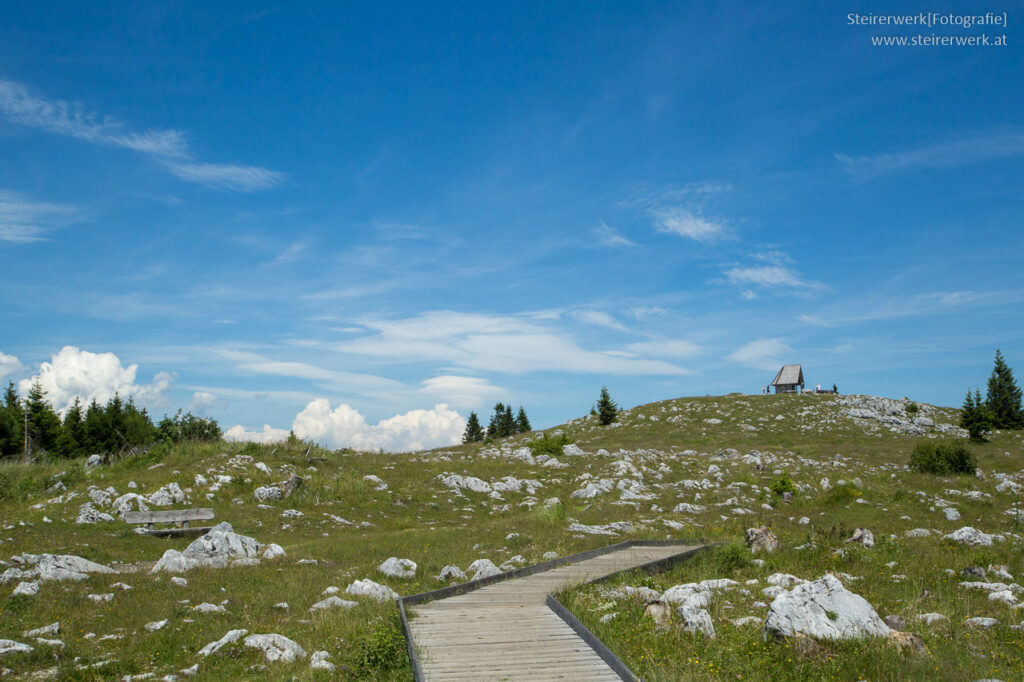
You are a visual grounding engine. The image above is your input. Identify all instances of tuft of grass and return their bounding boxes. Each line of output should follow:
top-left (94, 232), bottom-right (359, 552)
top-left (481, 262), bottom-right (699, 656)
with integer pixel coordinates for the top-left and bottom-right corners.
top-left (711, 542), bottom-right (751, 573)
top-left (357, 615), bottom-right (407, 674)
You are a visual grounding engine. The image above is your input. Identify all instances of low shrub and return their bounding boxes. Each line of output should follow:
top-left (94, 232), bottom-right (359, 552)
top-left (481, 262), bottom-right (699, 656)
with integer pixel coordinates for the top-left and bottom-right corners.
top-left (823, 483), bottom-right (861, 506)
top-left (909, 441), bottom-right (977, 475)
top-left (769, 476), bottom-right (797, 498)
top-left (712, 542), bottom-right (751, 573)
top-left (529, 433), bottom-right (572, 457)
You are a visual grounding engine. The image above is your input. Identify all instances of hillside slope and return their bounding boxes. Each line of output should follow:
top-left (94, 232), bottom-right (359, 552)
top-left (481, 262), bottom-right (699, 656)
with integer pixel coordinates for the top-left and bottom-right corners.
top-left (0, 392), bottom-right (1021, 680)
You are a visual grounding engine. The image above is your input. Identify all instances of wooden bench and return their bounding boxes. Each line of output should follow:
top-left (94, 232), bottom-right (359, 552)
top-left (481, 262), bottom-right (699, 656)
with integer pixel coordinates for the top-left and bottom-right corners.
top-left (123, 508), bottom-right (215, 538)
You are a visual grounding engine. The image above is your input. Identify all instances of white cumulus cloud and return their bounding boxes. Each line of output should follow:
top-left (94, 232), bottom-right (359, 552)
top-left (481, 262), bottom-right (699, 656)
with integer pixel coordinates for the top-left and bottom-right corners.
top-left (727, 338), bottom-right (794, 371)
top-left (292, 400), bottom-right (465, 452)
top-left (18, 346), bottom-right (173, 414)
top-left (0, 351), bottom-right (22, 381)
top-left (223, 424), bottom-right (291, 444)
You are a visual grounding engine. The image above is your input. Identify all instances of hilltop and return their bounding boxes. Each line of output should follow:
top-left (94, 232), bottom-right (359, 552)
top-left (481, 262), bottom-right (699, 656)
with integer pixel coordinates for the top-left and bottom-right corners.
top-left (0, 392), bottom-right (1022, 680)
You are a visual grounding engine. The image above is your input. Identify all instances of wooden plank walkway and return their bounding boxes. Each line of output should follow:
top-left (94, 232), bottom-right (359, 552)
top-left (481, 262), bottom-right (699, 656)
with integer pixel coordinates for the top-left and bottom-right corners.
top-left (406, 542), bottom-right (702, 681)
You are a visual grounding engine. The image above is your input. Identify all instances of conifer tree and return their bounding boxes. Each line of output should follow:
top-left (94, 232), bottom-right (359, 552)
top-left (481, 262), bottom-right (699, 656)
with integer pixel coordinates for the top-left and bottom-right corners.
top-left (462, 411), bottom-right (484, 443)
top-left (986, 349), bottom-right (1024, 429)
top-left (960, 388), bottom-right (993, 441)
top-left (502, 404), bottom-right (515, 436)
top-left (515, 406), bottom-right (531, 433)
top-left (487, 402), bottom-right (504, 439)
top-left (56, 397), bottom-right (86, 457)
top-left (0, 382), bottom-right (23, 458)
top-left (25, 380), bottom-right (61, 455)
top-left (596, 386), bottom-right (618, 426)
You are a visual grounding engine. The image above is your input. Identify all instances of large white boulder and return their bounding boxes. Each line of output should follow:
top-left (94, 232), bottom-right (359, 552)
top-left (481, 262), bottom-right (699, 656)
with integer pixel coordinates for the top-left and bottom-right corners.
top-left (345, 579), bottom-right (398, 602)
top-left (943, 527), bottom-right (994, 546)
top-left (182, 522), bottom-right (262, 567)
top-left (763, 574), bottom-right (891, 640)
top-left (378, 557), bottom-right (417, 578)
top-left (1, 554), bottom-right (116, 584)
top-left (243, 634), bottom-right (306, 662)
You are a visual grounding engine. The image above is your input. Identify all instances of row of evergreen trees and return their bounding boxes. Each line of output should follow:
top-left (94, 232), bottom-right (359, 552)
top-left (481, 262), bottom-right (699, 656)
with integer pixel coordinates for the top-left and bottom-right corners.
top-left (0, 381), bottom-right (221, 460)
top-left (461, 387), bottom-right (621, 444)
top-left (960, 349), bottom-right (1024, 440)
top-left (462, 402), bottom-right (531, 443)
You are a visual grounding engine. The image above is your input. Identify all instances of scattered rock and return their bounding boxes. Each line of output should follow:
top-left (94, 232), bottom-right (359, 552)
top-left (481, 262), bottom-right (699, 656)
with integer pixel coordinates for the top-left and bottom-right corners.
top-left (85, 454), bottom-right (103, 470)
top-left (0, 639), bottom-right (33, 656)
top-left (764, 574), bottom-right (891, 640)
top-left (262, 544), bottom-right (286, 560)
top-left (467, 559), bottom-right (502, 580)
top-left (148, 483), bottom-right (186, 507)
top-left (311, 650), bottom-right (335, 672)
top-left (198, 629), bottom-right (248, 656)
top-left (192, 603), bottom-right (226, 614)
top-left (309, 597), bottom-right (357, 612)
top-left (964, 617), bottom-right (999, 629)
top-left (644, 601), bottom-right (672, 629)
top-left (845, 528), bottom-right (875, 548)
top-left (438, 565), bottom-right (467, 582)
top-left (884, 615), bottom-right (907, 630)
top-left (243, 634), bottom-right (306, 663)
top-left (378, 557), bottom-right (417, 578)
top-left (253, 486), bottom-right (282, 502)
top-left (145, 620), bottom-right (169, 631)
top-left (677, 605), bottom-right (715, 638)
top-left (345, 579), bottom-right (398, 602)
top-left (12, 581), bottom-right (39, 596)
top-left (746, 526), bottom-right (779, 554)
top-left (943, 527), bottom-right (994, 546)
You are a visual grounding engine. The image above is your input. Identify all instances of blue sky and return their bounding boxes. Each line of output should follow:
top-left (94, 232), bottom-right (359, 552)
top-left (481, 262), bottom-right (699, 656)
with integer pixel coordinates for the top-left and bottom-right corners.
top-left (1, 2), bottom-right (1022, 449)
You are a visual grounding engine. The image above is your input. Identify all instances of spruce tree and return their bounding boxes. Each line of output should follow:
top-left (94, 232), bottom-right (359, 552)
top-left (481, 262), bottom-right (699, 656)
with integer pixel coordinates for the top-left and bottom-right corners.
top-left (56, 397), bottom-right (86, 457)
top-left (0, 382), bottom-right (23, 458)
top-left (487, 402), bottom-right (504, 439)
top-left (515, 406), bottom-right (531, 433)
top-left (25, 380), bottom-right (61, 456)
top-left (501, 404), bottom-right (515, 436)
top-left (462, 411), bottom-right (484, 443)
top-left (960, 388), bottom-right (993, 441)
top-left (986, 349), bottom-right (1024, 429)
top-left (596, 386), bottom-right (618, 426)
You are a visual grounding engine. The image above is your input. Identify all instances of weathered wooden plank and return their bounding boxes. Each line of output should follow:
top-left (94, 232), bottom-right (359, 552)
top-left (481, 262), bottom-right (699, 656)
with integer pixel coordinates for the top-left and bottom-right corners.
top-left (407, 542), bottom-right (701, 681)
top-left (123, 508), bottom-right (215, 524)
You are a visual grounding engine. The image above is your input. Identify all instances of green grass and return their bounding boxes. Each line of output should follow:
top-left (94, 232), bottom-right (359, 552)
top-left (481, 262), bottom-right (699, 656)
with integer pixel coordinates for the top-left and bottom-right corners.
top-left (0, 392), bottom-right (1021, 680)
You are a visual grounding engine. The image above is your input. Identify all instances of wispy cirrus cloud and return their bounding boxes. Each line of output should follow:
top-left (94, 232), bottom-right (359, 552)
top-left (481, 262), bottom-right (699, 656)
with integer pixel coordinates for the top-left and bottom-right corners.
top-left (0, 189), bottom-right (77, 243)
top-left (623, 181), bottom-right (733, 243)
top-left (652, 207), bottom-right (729, 243)
top-left (722, 251), bottom-right (828, 296)
top-left (0, 79), bottom-right (284, 191)
top-left (594, 221), bottom-right (636, 248)
top-left (166, 162), bottom-right (286, 192)
top-left (727, 337), bottom-right (793, 371)
top-left (332, 310), bottom-right (692, 376)
top-left (836, 129), bottom-right (1024, 178)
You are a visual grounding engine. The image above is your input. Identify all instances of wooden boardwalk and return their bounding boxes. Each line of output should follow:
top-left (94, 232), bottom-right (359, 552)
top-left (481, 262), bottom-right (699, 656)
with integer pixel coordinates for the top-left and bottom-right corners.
top-left (405, 542), bottom-right (702, 681)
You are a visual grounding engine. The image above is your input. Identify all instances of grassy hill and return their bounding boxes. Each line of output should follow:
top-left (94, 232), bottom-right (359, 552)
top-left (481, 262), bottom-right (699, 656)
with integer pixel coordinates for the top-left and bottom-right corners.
top-left (1, 392), bottom-right (1022, 680)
